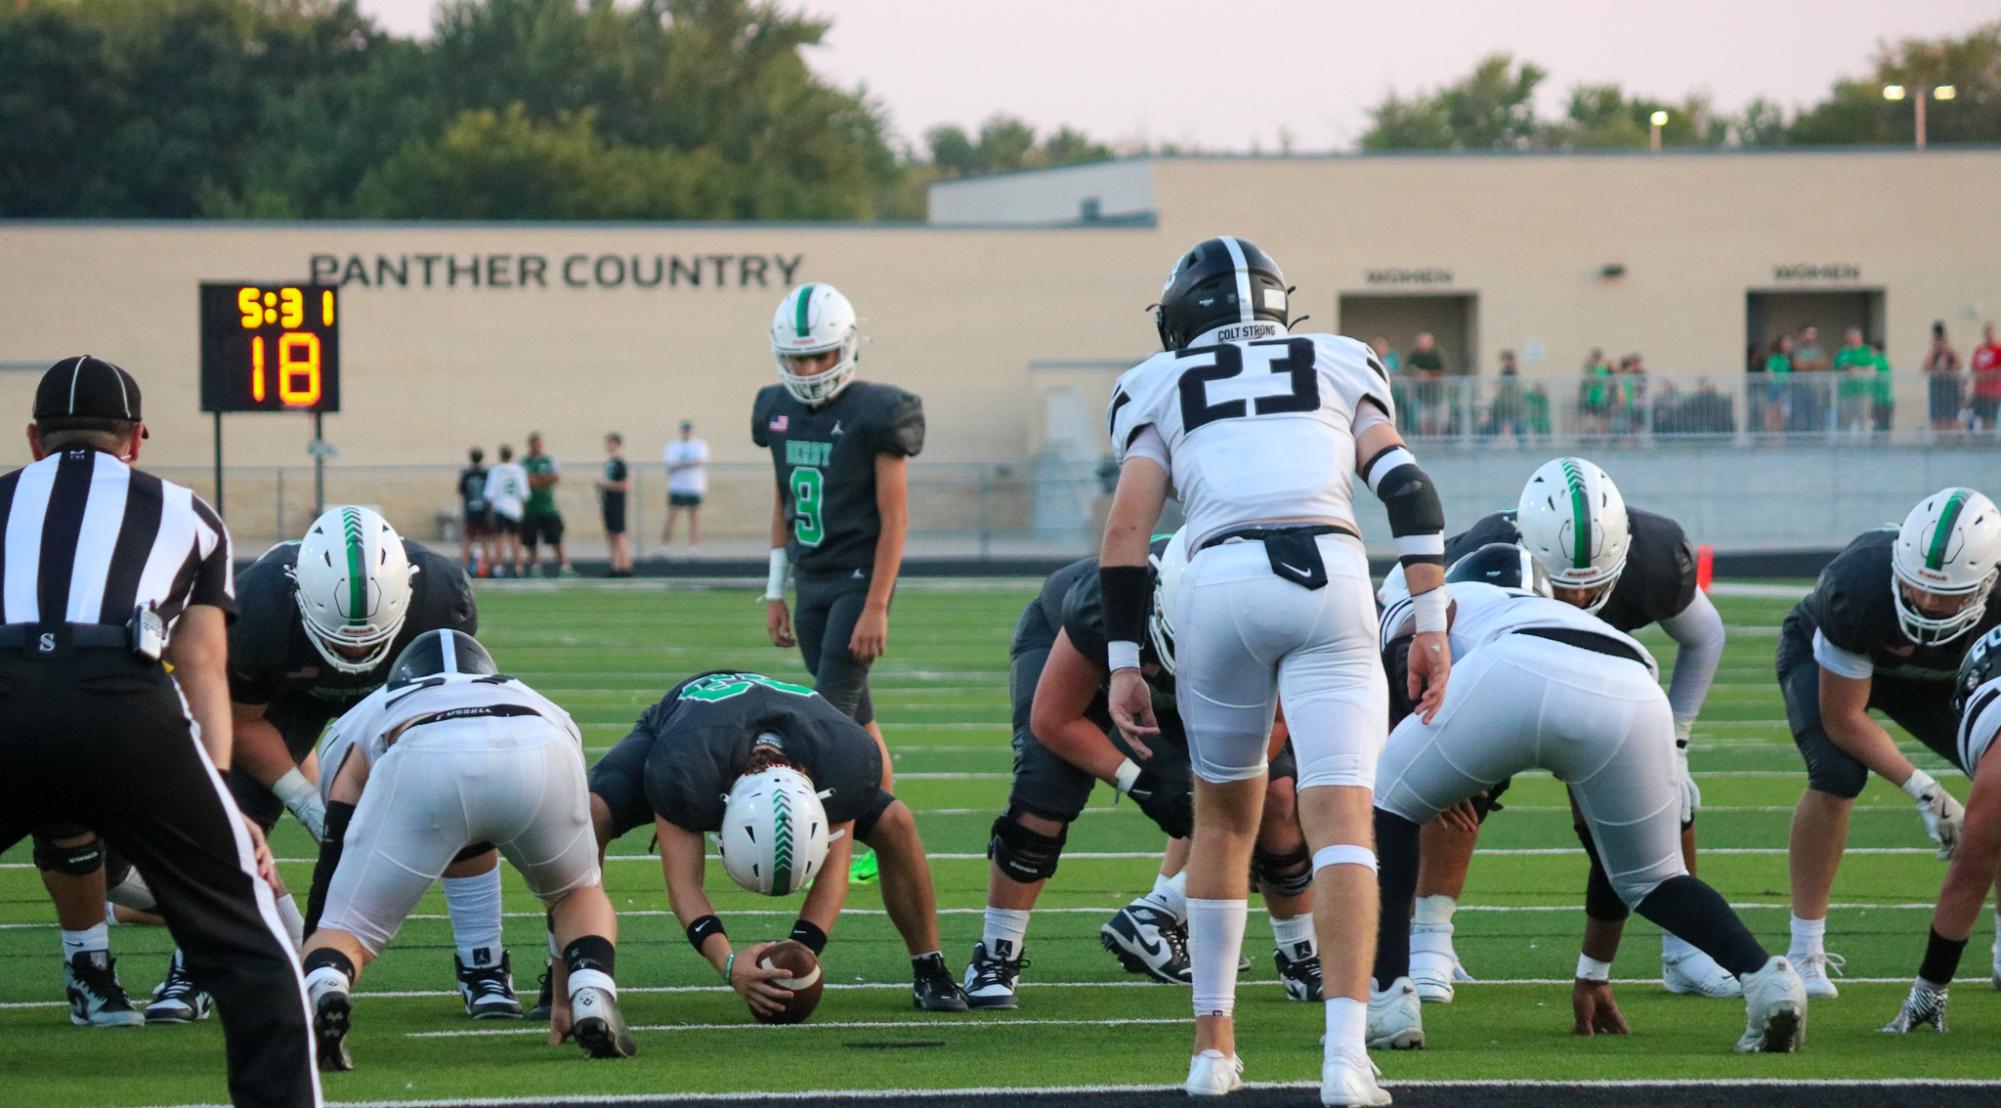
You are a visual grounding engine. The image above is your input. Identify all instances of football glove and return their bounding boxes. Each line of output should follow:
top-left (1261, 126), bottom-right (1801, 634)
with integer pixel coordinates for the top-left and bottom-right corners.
top-left (1902, 769), bottom-right (1963, 860)
top-left (1672, 719), bottom-right (1701, 824)
top-left (1116, 760), bottom-right (1192, 840)
top-left (274, 768), bottom-right (326, 843)
top-left (1881, 979), bottom-right (1949, 1033)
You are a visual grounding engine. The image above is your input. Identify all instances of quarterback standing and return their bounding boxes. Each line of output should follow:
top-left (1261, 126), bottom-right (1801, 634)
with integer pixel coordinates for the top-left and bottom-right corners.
top-left (753, 282), bottom-right (924, 882)
top-left (1100, 236), bottom-right (1451, 1105)
top-left (1405, 458), bottom-right (1736, 1000)
top-left (1782, 487), bottom-right (2001, 996)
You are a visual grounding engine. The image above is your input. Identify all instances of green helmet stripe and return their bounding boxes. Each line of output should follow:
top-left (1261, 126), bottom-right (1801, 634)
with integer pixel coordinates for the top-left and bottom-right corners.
top-left (1927, 489), bottom-right (1970, 572)
top-left (341, 508), bottom-right (367, 625)
top-left (793, 285), bottom-right (815, 340)
top-left (1561, 460), bottom-right (1591, 570)
top-left (770, 787), bottom-right (794, 892)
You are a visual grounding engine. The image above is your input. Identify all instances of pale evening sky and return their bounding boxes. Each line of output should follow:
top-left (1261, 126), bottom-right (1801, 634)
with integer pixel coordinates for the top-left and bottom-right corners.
top-left (357, 0), bottom-right (1995, 151)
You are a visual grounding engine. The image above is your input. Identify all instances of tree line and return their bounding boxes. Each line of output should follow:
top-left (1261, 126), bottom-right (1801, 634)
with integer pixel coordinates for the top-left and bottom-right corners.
top-left (1, 1), bottom-right (1995, 221)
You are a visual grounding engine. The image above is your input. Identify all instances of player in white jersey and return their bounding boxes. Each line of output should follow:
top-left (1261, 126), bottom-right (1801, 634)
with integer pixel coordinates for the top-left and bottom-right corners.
top-left (1368, 546), bottom-right (1807, 1054)
top-left (1099, 237), bottom-right (1453, 1106)
top-left (298, 630), bottom-right (634, 1069)
top-left (1882, 625), bottom-right (2001, 1033)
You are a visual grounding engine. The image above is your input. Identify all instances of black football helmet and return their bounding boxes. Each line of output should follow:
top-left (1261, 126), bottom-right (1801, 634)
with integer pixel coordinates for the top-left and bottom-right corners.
top-left (1153, 237), bottom-right (1290, 350)
top-left (1447, 543), bottom-right (1552, 597)
top-left (387, 629), bottom-right (497, 685)
top-left (1956, 625), bottom-right (2001, 717)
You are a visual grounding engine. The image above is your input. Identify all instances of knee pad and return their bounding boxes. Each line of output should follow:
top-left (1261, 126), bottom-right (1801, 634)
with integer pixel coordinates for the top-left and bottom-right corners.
top-left (1311, 844), bottom-right (1377, 874)
top-left (33, 832), bottom-right (105, 877)
top-left (1251, 845), bottom-right (1314, 897)
top-left (988, 813), bottom-right (1066, 883)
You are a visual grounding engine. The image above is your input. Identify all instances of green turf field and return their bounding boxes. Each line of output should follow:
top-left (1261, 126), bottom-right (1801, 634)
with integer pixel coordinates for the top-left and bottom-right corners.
top-left (2, 580), bottom-right (1995, 1105)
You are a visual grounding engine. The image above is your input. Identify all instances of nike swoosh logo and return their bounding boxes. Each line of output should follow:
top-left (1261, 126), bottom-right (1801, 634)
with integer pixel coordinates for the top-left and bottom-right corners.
top-left (1278, 562), bottom-right (1310, 575)
top-left (1131, 931), bottom-right (1167, 959)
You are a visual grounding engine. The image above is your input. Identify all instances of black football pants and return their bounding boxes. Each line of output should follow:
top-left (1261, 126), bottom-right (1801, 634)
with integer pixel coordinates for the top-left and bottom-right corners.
top-left (0, 648), bottom-right (319, 1108)
top-left (794, 568), bottom-right (876, 725)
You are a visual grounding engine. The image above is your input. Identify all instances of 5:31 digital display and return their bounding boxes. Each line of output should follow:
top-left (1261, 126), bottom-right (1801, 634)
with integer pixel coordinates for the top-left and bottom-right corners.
top-left (199, 283), bottom-right (341, 413)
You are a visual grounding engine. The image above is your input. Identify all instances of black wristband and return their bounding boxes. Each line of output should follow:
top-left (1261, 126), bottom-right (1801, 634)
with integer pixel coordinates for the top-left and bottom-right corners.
top-left (686, 914), bottom-right (726, 952)
top-left (1919, 926), bottom-right (1969, 987)
top-left (1099, 564), bottom-right (1151, 646)
top-left (790, 919), bottom-right (829, 956)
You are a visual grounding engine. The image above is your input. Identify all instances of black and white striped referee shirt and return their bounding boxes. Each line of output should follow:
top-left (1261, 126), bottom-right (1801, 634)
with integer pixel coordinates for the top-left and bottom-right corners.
top-left (0, 447), bottom-right (235, 629)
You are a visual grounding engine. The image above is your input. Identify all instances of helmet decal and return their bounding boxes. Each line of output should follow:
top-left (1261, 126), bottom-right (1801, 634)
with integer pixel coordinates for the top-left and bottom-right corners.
top-left (1562, 458), bottom-right (1591, 570)
top-left (793, 284), bottom-right (815, 340)
top-left (1928, 489), bottom-right (1968, 572)
top-left (770, 787), bottom-right (795, 893)
top-left (1218, 237), bottom-right (1254, 326)
top-left (341, 506), bottom-right (368, 624)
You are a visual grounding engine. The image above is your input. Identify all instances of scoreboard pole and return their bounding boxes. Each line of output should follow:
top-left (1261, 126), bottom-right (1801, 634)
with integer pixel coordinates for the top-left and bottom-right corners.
top-left (313, 412), bottom-right (326, 516)
top-left (212, 412), bottom-right (225, 519)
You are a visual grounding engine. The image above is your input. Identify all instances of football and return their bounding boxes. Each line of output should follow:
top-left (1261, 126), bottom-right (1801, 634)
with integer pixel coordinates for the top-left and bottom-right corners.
top-left (752, 940), bottom-right (825, 1025)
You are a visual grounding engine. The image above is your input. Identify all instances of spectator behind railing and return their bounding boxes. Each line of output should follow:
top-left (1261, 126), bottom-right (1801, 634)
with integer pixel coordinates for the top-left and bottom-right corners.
top-left (1482, 350), bottom-right (1528, 442)
top-left (1578, 347), bottom-right (1613, 435)
top-left (1616, 353), bottom-right (1648, 436)
top-left (1406, 331), bottom-right (1447, 436)
top-left (1971, 322), bottom-right (2001, 433)
top-left (1870, 340), bottom-right (1895, 433)
top-left (1790, 325), bottom-right (1829, 432)
top-left (1924, 320), bottom-right (1964, 433)
top-left (1761, 334), bottom-right (1794, 435)
top-left (1832, 328), bottom-right (1877, 435)
top-left (1372, 335), bottom-right (1412, 435)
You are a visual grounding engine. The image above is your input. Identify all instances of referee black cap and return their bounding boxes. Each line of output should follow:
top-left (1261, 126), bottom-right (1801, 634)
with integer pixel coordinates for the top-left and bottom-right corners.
top-left (35, 355), bottom-right (147, 436)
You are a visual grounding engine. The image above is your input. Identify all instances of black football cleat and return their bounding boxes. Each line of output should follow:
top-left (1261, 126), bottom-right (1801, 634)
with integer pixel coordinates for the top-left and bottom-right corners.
top-left (962, 940), bottom-right (1027, 1010)
top-left (911, 952), bottom-right (970, 1011)
top-left (455, 951), bottom-right (523, 1020)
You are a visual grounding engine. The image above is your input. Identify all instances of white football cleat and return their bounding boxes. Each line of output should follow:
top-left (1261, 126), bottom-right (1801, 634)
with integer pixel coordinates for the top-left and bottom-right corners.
top-left (1366, 976), bottom-right (1425, 1051)
top-left (1662, 947), bottom-right (1743, 998)
top-left (1408, 925), bottom-right (1465, 1003)
top-left (1321, 1055), bottom-right (1393, 1106)
top-left (1185, 1049), bottom-right (1244, 1097)
top-left (1792, 951), bottom-right (1844, 999)
top-left (1736, 956), bottom-right (1807, 1054)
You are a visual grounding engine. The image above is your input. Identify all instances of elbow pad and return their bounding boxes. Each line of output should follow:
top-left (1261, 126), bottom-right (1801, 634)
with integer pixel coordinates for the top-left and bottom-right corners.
top-left (1363, 447), bottom-right (1445, 567)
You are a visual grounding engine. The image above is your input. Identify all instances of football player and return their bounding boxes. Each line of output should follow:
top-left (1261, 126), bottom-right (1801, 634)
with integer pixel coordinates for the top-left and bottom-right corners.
top-left (754, 283), bottom-right (924, 885)
top-left (1404, 458), bottom-right (1736, 1000)
top-left (142, 506), bottom-right (517, 1023)
top-left (1783, 487), bottom-right (2001, 997)
top-left (1882, 626), bottom-right (2001, 1033)
top-left (1368, 547), bottom-right (1807, 1053)
top-left (1100, 236), bottom-right (1451, 1104)
top-left (300, 631), bottom-right (632, 1069)
top-left (966, 533), bottom-right (1322, 1010)
top-left (579, 670), bottom-right (968, 1014)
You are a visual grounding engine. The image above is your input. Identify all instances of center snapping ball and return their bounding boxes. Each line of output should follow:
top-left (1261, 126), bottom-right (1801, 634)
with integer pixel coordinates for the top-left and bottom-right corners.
top-left (752, 940), bottom-right (824, 1024)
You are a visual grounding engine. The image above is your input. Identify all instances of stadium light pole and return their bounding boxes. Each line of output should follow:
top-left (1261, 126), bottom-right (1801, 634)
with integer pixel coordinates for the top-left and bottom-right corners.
top-left (1885, 83), bottom-right (1956, 150)
top-left (1649, 110), bottom-right (1669, 152)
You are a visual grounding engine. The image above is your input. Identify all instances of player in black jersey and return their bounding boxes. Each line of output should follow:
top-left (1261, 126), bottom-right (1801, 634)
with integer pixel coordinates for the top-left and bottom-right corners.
top-left (144, 508), bottom-right (515, 1023)
top-left (1395, 458), bottom-right (1736, 1003)
top-left (581, 671), bottom-right (968, 1013)
top-left (754, 282), bottom-right (924, 884)
top-left (1780, 488), bottom-right (2001, 998)
top-left (1882, 625), bottom-right (2001, 1033)
top-left (964, 535), bottom-right (1321, 1009)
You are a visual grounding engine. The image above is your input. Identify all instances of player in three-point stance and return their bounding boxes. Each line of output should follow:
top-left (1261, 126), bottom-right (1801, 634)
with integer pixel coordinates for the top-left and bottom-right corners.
top-left (1100, 236), bottom-right (1450, 1105)
top-left (966, 533), bottom-right (1322, 1009)
top-left (1369, 546), bottom-right (1807, 1054)
top-left (300, 630), bottom-right (634, 1069)
top-left (1783, 488), bottom-right (2001, 997)
top-left (1882, 625), bottom-right (2001, 1032)
top-left (754, 282), bottom-right (924, 885)
top-left (580, 670), bottom-right (968, 1016)
top-left (1403, 458), bottom-right (1738, 1002)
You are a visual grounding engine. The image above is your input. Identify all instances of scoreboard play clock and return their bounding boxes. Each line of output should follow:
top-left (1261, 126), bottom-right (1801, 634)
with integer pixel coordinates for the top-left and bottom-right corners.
top-left (199, 283), bottom-right (340, 412)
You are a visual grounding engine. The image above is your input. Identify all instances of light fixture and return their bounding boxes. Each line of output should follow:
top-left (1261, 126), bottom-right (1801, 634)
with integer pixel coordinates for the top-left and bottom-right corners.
top-left (1649, 110), bottom-right (1670, 127)
top-left (1882, 84), bottom-right (1907, 101)
top-left (1934, 85), bottom-right (1958, 101)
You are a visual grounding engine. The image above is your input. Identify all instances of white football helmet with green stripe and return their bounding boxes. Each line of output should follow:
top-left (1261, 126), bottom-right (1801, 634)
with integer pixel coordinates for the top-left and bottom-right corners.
top-left (290, 505), bottom-right (415, 674)
top-left (719, 764), bottom-right (832, 896)
top-left (770, 283), bottom-right (860, 406)
top-left (1516, 457), bottom-right (1631, 615)
top-left (1893, 487), bottom-right (2001, 646)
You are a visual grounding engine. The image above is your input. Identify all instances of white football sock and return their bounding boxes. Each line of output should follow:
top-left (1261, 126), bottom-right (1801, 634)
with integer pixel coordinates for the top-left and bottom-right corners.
top-left (1187, 898), bottom-right (1247, 1019)
top-left (444, 868), bottom-right (505, 967)
top-left (274, 894), bottom-right (306, 950)
top-left (567, 968), bottom-right (616, 999)
top-left (1271, 912), bottom-right (1316, 955)
top-left (1789, 914), bottom-right (1826, 959)
top-left (61, 922), bottom-right (109, 958)
top-left (983, 907), bottom-right (1030, 958)
top-left (305, 964), bottom-right (350, 998)
top-left (1324, 996), bottom-right (1367, 1063)
top-left (1141, 871), bottom-right (1189, 922)
top-left (1412, 894), bottom-right (1456, 931)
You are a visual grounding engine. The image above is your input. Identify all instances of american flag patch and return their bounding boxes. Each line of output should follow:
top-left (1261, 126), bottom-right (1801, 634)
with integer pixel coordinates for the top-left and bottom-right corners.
top-left (768, 415), bottom-right (789, 432)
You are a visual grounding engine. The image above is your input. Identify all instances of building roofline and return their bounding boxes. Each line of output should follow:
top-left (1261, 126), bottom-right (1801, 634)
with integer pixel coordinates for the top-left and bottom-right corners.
top-left (0, 215), bottom-right (1155, 232)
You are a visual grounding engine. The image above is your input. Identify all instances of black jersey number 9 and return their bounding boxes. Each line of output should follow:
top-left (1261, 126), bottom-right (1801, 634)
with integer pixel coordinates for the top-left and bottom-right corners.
top-left (1176, 338), bottom-right (1319, 431)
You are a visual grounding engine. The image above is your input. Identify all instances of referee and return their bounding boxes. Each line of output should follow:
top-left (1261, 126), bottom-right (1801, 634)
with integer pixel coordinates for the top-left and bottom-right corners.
top-left (0, 357), bottom-right (319, 1107)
